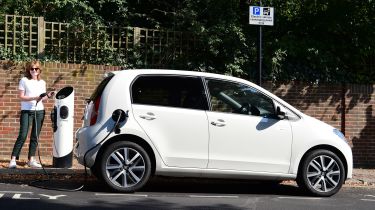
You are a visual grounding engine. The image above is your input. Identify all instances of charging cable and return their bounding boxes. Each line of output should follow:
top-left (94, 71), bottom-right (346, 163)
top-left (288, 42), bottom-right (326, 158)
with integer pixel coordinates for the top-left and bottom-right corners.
top-left (30, 95), bottom-right (127, 192)
top-left (82, 109), bottom-right (128, 178)
top-left (34, 93), bottom-right (51, 178)
top-left (29, 92), bottom-right (86, 191)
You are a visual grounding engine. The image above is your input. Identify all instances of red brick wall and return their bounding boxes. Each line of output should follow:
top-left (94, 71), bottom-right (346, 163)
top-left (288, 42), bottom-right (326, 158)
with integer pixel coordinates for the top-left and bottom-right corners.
top-left (0, 61), bottom-right (121, 160)
top-left (344, 85), bottom-right (375, 167)
top-left (264, 82), bottom-right (375, 168)
top-left (0, 61), bottom-right (374, 168)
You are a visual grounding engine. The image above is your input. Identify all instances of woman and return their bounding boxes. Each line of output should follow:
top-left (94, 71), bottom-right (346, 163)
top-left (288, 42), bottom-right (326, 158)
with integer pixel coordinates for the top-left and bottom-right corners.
top-left (9, 60), bottom-right (54, 168)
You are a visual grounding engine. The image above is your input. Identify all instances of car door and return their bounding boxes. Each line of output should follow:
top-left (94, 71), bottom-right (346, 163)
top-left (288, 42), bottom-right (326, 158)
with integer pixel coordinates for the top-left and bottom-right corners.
top-left (131, 75), bottom-right (210, 168)
top-left (205, 78), bottom-right (293, 173)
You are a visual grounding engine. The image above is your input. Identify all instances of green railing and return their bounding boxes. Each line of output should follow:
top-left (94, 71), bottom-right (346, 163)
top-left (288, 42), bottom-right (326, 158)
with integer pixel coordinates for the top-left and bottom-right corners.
top-left (0, 14), bottom-right (198, 68)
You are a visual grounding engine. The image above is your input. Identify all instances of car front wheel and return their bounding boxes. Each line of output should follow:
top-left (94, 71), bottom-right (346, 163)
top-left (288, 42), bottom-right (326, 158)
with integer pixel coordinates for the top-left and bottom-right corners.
top-left (100, 141), bottom-right (151, 193)
top-left (298, 149), bottom-right (345, 197)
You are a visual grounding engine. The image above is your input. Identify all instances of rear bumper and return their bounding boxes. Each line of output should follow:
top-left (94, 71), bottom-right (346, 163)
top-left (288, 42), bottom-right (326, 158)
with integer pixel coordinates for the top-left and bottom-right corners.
top-left (73, 126), bottom-right (101, 168)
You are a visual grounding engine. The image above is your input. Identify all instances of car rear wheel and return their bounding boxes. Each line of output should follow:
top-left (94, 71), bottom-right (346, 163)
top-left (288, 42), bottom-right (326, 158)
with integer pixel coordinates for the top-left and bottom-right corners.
top-left (298, 149), bottom-right (345, 197)
top-left (100, 141), bottom-right (151, 193)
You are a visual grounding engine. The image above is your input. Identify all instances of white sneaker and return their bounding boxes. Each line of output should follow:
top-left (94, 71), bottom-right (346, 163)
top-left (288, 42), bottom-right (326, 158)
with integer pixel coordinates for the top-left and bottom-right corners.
top-left (8, 160), bottom-right (17, 169)
top-left (28, 160), bottom-right (42, 168)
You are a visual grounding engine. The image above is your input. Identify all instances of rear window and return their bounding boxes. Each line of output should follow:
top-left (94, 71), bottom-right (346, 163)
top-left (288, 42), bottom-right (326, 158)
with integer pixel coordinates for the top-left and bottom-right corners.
top-left (90, 74), bottom-right (115, 101)
top-left (131, 75), bottom-right (208, 110)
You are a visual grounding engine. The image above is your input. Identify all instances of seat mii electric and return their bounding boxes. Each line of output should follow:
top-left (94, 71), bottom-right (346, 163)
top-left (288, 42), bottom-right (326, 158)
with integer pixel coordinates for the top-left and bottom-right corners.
top-left (74, 69), bottom-right (353, 196)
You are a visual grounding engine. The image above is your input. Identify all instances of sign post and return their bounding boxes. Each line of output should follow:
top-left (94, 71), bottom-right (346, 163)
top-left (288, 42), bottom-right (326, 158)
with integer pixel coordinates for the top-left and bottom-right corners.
top-left (249, 2), bottom-right (274, 86)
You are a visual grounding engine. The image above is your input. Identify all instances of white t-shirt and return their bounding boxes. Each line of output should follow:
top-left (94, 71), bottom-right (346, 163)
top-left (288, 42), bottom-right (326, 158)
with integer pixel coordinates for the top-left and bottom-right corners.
top-left (19, 77), bottom-right (46, 110)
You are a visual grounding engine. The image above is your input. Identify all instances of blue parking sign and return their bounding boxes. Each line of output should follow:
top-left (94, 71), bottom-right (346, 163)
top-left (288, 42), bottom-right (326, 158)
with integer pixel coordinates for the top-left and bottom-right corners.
top-left (253, 7), bottom-right (261, 16)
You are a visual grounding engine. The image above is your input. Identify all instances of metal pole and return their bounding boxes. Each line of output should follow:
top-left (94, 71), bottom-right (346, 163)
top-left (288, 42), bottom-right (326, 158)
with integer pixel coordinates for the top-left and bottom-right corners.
top-left (259, 25), bottom-right (262, 86)
top-left (258, 0), bottom-right (262, 86)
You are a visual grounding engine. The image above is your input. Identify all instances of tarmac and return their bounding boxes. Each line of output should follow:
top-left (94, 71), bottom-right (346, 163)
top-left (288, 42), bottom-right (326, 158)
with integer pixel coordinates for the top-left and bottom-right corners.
top-left (0, 158), bottom-right (374, 188)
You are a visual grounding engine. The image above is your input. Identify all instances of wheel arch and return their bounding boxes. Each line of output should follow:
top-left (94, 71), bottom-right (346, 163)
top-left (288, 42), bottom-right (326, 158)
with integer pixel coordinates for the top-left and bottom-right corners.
top-left (94, 134), bottom-right (156, 176)
top-left (297, 145), bottom-right (348, 180)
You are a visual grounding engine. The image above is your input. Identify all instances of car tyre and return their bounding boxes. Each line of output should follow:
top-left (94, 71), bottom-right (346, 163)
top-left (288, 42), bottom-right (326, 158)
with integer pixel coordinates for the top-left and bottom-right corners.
top-left (100, 141), bottom-right (151, 193)
top-left (297, 149), bottom-right (345, 197)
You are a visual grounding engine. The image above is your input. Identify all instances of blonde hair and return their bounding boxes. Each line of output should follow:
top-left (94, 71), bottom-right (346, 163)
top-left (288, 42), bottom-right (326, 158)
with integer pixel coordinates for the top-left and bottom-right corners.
top-left (25, 60), bottom-right (42, 80)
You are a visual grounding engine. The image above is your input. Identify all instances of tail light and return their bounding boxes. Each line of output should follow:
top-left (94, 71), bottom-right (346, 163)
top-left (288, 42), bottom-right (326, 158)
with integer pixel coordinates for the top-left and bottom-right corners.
top-left (90, 96), bottom-right (101, 126)
top-left (87, 72), bottom-right (114, 126)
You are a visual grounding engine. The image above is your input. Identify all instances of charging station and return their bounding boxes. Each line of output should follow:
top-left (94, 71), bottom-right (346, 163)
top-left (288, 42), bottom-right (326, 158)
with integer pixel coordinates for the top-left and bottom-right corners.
top-left (52, 86), bottom-right (74, 168)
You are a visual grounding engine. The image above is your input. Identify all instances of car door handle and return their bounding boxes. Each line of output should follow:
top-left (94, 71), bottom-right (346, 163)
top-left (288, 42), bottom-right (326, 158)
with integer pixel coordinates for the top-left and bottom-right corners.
top-left (139, 113), bottom-right (156, 120)
top-left (139, 115), bottom-right (156, 120)
top-left (211, 120), bottom-right (226, 127)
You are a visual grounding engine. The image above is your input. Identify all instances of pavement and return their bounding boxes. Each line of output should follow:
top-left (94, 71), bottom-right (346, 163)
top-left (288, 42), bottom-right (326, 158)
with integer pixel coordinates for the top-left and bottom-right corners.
top-left (345, 168), bottom-right (375, 187)
top-left (0, 158), bottom-right (374, 188)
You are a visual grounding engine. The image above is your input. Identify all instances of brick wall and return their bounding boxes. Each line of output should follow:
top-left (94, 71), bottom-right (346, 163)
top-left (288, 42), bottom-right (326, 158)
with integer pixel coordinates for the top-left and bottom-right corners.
top-left (264, 82), bottom-right (375, 168)
top-left (0, 61), bottom-right (374, 168)
top-left (0, 61), bottom-right (121, 161)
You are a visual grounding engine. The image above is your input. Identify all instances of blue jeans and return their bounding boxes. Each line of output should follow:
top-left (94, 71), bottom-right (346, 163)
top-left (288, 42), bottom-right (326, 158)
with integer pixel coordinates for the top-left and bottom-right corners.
top-left (11, 110), bottom-right (45, 160)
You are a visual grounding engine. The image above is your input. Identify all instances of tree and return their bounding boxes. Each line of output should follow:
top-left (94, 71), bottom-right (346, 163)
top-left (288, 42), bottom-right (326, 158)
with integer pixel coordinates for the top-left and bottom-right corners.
top-left (269, 0), bottom-right (375, 83)
top-left (1, 0), bottom-right (374, 83)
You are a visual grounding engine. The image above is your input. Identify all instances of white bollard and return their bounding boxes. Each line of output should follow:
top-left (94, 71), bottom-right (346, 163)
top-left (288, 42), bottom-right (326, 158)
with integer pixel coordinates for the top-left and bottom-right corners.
top-left (52, 86), bottom-right (74, 168)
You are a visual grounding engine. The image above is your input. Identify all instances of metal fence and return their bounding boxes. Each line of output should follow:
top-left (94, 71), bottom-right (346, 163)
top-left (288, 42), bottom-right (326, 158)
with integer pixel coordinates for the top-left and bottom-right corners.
top-left (0, 14), bottom-right (198, 68)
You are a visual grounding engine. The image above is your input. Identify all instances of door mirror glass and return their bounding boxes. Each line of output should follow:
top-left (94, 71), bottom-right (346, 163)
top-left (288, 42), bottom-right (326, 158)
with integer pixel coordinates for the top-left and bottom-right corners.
top-left (276, 106), bottom-right (286, 120)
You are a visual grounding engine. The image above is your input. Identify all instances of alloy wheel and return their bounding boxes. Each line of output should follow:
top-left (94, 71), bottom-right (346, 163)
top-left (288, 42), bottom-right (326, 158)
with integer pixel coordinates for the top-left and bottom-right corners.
top-left (105, 147), bottom-right (146, 188)
top-left (306, 155), bottom-right (341, 193)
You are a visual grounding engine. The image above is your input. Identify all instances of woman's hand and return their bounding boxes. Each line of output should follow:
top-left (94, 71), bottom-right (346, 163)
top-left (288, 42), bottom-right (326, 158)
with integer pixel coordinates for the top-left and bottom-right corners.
top-left (41, 91), bottom-right (55, 101)
top-left (47, 91), bottom-right (55, 98)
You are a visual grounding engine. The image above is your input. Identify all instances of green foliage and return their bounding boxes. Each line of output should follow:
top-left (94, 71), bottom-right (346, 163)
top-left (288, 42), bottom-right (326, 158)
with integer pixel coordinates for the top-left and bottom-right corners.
top-left (269, 0), bottom-right (375, 83)
top-left (173, 0), bottom-right (255, 79)
top-left (1, 0), bottom-right (374, 83)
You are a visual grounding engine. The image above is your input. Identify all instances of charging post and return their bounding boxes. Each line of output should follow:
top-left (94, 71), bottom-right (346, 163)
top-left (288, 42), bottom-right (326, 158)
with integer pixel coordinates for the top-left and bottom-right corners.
top-left (52, 86), bottom-right (74, 168)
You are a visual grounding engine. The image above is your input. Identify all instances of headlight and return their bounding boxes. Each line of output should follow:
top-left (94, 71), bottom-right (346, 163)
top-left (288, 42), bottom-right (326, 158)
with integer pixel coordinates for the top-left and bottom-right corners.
top-left (333, 129), bottom-right (347, 143)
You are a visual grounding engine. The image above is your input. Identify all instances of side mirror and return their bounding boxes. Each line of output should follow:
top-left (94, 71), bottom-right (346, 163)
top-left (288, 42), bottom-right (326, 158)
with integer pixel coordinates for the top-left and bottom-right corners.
top-left (276, 106), bottom-right (286, 120)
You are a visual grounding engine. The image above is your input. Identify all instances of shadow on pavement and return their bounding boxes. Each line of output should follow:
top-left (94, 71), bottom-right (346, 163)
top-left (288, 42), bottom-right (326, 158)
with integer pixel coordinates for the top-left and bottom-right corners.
top-left (83, 176), bottom-right (304, 196)
top-left (144, 177), bottom-right (303, 196)
top-left (1, 174), bottom-right (304, 196)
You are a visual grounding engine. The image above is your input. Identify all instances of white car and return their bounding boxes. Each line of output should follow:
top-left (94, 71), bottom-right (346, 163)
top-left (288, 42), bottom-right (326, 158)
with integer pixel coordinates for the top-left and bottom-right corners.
top-left (74, 69), bottom-right (352, 196)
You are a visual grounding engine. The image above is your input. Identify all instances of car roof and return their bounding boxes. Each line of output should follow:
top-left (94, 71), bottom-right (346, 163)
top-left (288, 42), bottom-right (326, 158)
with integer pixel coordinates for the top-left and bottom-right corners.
top-left (115, 69), bottom-right (251, 84)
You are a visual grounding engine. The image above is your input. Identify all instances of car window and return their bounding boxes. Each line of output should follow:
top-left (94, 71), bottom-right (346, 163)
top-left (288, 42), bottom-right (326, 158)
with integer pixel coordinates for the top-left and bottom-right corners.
top-left (90, 73), bottom-right (114, 101)
top-left (206, 79), bottom-right (275, 117)
top-left (132, 75), bottom-right (208, 110)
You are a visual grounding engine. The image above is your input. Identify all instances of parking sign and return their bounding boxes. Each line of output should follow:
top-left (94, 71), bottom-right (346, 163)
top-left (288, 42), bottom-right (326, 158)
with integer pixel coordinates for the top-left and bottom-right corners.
top-left (249, 6), bottom-right (274, 26)
top-left (253, 7), bottom-right (261, 16)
